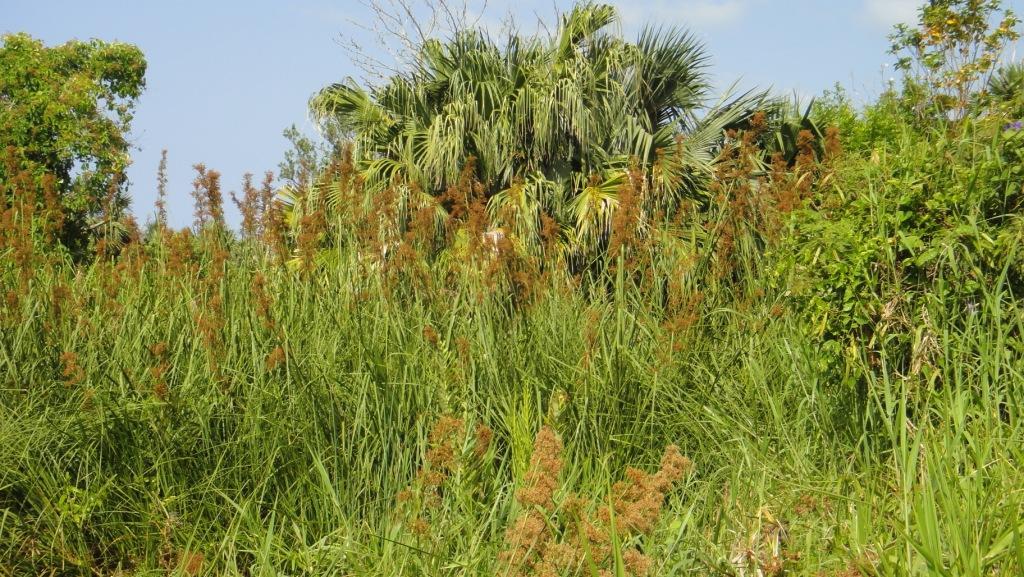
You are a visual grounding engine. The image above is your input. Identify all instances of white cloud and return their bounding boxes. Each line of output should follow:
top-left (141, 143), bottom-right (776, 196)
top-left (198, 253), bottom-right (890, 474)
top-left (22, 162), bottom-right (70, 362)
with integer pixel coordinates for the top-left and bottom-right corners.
top-left (864, 0), bottom-right (922, 29)
top-left (616, 0), bottom-right (748, 31)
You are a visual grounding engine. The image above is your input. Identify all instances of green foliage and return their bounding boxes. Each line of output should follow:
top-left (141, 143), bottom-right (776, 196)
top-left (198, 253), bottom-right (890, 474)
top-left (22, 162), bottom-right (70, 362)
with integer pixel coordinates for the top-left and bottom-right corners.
top-left (779, 107), bottom-right (1024, 384)
top-left (762, 96), bottom-right (824, 164)
top-left (985, 59), bottom-right (1024, 117)
top-left (308, 3), bottom-right (762, 261)
top-left (812, 84), bottom-right (913, 154)
top-left (987, 60), bottom-right (1024, 101)
top-left (5, 2), bottom-right (1024, 576)
top-left (3, 167), bottom-right (1024, 574)
top-left (889, 0), bottom-right (1020, 120)
top-left (0, 32), bottom-right (146, 253)
top-left (278, 123), bottom-right (343, 189)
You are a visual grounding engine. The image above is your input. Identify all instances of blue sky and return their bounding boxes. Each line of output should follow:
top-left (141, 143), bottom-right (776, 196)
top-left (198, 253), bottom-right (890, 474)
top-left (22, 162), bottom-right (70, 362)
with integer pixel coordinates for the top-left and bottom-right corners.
top-left (5, 0), bottom-right (1021, 228)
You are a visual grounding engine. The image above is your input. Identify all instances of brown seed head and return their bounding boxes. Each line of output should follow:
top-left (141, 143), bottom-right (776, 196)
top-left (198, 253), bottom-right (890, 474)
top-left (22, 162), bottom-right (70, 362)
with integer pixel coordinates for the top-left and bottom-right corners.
top-left (266, 346), bottom-right (286, 371)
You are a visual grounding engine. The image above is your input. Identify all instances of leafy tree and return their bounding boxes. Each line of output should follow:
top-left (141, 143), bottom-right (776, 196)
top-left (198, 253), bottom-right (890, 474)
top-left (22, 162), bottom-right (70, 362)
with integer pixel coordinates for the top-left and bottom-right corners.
top-left (0, 33), bottom-right (146, 253)
top-left (310, 2), bottom-right (760, 259)
top-left (889, 0), bottom-right (1019, 120)
top-left (278, 124), bottom-right (343, 189)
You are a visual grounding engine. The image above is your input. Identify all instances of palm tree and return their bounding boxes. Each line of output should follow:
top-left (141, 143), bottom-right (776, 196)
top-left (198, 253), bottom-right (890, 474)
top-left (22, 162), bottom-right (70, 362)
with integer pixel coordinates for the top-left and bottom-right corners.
top-left (987, 61), bottom-right (1024, 106)
top-left (310, 2), bottom-right (761, 262)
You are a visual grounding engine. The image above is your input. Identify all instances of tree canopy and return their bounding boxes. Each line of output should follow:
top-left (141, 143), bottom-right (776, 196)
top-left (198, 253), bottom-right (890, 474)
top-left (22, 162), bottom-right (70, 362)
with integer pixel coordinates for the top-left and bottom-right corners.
top-left (0, 32), bottom-right (146, 252)
top-left (310, 3), bottom-right (760, 260)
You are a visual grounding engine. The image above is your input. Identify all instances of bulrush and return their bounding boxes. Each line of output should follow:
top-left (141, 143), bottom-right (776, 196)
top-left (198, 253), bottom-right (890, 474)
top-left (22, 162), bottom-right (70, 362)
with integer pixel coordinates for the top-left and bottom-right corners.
top-left (231, 173), bottom-right (261, 239)
top-left (193, 193), bottom-right (229, 378)
top-left (517, 426), bottom-right (562, 510)
top-left (257, 171), bottom-right (276, 238)
top-left (795, 129), bottom-right (818, 172)
top-left (823, 125), bottom-right (842, 163)
top-left (393, 415), bottom-right (481, 544)
top-left (603, 445), bottom-right (691, 535)
top-left (539, 212), bottom-right (560, 258)
top-left (148, 342), bottom-right (170, 400)
top-left (95, 176), bottom-right (125, 261)
top-left (59, 351), bottom-right (84, 386)
top-left (771, 151), bottom-right (801, 214)
top-left (408, 186), bottom-right (440, 252)
top-left (424, 415), bottom-right (465, 479)
top-left (155, 149), bottom-right (169, 231)
top-left (265, 345), bottom-right (286, 371)
top-left (500, 428), bottom-right (692, 577)
top-left (262, 194), bottom-right (290, 266)
top-left (164, 229), bottom-right (198, 280)
top-left (296, 209), bottom-right (326, 275)
top-left (662, 287), bottom-right (704, 340)
top-left (47, 283), bottom-right (76, 328)
top-left (500, 426), bottom-right (564, 575)
top-left (397, 415), bottom-right (499, 539)
top-left (1, 151), bottom-right (38, 294)
top-left (608, 161), bottom-right (646, 271)
top-left (114, 215), bottom-right (147, 284)
top-left (422, 324), bottom-right (439, 347)
top-left (473, 423), bottom-right (493, 459)
top-left (40, 173), bottom-right (63, 244)
top-left (250, 272), bottom-right (277, 333)
top-left (180, 552), bottom-right (204, 577)
top-left (191, 164), bottom-right (225, 230)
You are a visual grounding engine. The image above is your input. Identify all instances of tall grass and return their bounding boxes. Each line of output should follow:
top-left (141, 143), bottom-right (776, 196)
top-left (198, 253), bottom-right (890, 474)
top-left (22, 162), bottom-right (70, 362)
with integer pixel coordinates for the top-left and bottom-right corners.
top-left (2, 118), bottom-right (1024, 577)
